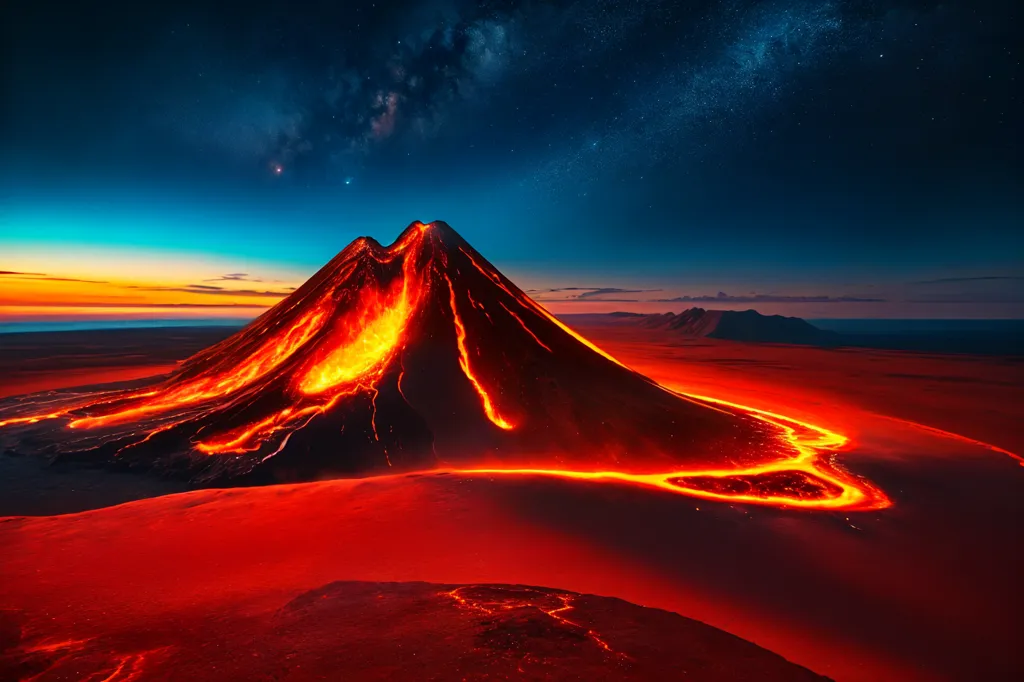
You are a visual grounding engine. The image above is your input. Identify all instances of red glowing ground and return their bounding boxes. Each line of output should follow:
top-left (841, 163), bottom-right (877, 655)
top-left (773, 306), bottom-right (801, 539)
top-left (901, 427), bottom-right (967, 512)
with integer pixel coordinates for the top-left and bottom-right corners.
top-left (1, 581), bottom-right (828, 681)
top-left (1, 322), bottom-right (1022, 681)
top-left (1, 224), bottom-right (1021, 680)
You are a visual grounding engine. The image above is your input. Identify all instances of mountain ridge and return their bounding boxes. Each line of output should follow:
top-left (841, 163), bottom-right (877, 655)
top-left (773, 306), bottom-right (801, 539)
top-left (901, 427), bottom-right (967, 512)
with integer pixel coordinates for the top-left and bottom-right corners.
top-left (639, 307), bottom-right (835, 345)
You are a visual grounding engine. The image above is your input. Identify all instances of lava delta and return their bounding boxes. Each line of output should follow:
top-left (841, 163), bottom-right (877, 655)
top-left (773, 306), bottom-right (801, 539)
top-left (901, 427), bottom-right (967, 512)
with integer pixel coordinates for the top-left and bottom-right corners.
top-left (0, 221), bottom-right (887, 510)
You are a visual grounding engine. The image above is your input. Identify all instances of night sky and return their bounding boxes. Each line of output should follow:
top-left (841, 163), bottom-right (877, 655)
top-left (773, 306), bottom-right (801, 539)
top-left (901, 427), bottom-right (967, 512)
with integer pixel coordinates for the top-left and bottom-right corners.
top-left (2, 0), bottom-right (1021, 318)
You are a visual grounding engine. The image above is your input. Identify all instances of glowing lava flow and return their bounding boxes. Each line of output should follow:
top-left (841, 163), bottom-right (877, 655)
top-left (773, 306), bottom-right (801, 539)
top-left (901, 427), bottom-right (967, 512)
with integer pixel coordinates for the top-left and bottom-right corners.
top-left (444, 274), bottom-right (514, 430)
top-left (880, 414), bottom-right (1024, 466)
top-left (196, 236), bottom-right (429, 455)
top-left (459, 246), bottom-right (624, 368)
top-left (453, 386), bottom-right (888, 510)
top-left (299, 282), bottom-right (415, 395)
top-left (445, 586), bottom-right (623, 656)
top-left (14, 638), bottom-right (161, 682)
top-left (498, 300), bottom-right (551, 352)
top-left (0, 410), bottom-right (68, 428)
top-left (67, 303), bottom-right (330, 430)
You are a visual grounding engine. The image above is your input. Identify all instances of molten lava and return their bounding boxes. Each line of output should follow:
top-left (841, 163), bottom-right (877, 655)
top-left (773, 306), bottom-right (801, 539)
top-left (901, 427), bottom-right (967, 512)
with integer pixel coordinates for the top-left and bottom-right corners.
top-left (457, 391), bottom-right (882, 510)
top-left (0, 220), bottom-right (890, 510)
top-left (444, 273), bottom-right (515, 430)
top-left (445, 585), bottom-right (623, 656)
top-left (68, 303), bottom-right (330, 430)
top-left (299, 247), bottom-right (421, 396)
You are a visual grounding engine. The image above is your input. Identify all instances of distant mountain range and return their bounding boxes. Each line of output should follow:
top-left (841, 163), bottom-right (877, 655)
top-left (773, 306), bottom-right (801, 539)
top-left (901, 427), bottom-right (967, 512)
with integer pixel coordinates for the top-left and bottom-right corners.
top-left (613, 308), bottom-right (1023, 354)
top-left (636, 308), bottom-right (835, 345)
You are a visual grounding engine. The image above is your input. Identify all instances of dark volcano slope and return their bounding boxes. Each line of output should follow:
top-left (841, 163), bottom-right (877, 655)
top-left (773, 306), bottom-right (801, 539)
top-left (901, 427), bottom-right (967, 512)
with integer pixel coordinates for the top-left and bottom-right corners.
top-left (0, 222), bottom-right (785, 484)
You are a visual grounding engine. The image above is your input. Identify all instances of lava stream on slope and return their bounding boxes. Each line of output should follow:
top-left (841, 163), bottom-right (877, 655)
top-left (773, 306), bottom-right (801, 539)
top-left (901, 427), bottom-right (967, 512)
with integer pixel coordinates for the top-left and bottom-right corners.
top-left (0, 221), bottom-right (888, 510)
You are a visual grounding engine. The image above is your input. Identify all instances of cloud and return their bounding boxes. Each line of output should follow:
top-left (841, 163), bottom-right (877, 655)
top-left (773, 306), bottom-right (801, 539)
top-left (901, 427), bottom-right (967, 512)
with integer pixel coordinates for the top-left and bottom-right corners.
top-left (656, 292), bottom-right (885, 303)
top-left (203, 273), bottom-right (265, 283)
top-left (907, 295), bottom-right (1024, 304)
top-left (906, 275), bottom-right (1024, 302)
top-left (0, 271), bottom-right (108, 284)
top-left (23, 302), bottom-right (272, 309)
top-left (528, 287), bottom-right (660, 302)
top-left (526, 287), bottom-right (881, 304)
top-left (912, 276), bottom-right (1024, 285)
top-left (129, 284), bottom-right (291, 298)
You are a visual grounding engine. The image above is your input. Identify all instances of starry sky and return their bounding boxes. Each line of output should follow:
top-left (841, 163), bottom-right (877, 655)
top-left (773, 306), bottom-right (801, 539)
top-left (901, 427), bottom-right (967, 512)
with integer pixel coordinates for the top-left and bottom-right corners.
top-left (1, 0), bottom-right (1021, 320)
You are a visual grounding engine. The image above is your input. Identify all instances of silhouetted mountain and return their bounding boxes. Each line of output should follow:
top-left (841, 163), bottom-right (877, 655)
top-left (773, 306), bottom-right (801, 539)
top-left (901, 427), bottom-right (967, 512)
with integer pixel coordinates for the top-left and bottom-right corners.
top-left (629, 310), bottom-right (1022, 354)
top-left (640, 308), bottom-right (836, 345)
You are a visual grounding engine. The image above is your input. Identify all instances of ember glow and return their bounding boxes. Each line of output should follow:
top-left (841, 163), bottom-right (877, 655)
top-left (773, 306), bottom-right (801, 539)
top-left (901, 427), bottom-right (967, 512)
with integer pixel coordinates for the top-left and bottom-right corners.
top-left (0, 221), bottom-right (898, 511)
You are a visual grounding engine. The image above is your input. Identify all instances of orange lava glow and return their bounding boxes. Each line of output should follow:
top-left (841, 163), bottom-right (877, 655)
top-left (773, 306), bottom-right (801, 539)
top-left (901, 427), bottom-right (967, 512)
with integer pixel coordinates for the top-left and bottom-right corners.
top-left (446, 252), bottom-right (887, 509)
top-left (880, 414), bottom-right (1024, 466)
top-left (0, 411), bottom-right (66, 428)
top-left (445, 585), bottom-right (623, 656)
top-left (194, 405), bottom-right (307, 455)
top-left (68, 303), bottom-right (329, 429)
top-left (459, 245), bottom-right (625, 368)
top-left (498, 300), bottom-right (552, 352)
top-left (444, 273), bottom-right (515, 430)
top-left (298, 278), bottom-right (415, 395)
top-left (452, 388), bottom-right (889, 510)
top-left (196, 229), bottom-right (432, 454)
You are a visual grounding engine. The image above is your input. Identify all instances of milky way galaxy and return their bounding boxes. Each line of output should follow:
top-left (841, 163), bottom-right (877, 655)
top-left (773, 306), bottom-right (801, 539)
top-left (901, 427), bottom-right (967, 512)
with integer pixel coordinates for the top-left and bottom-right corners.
top-left (2, 0), bottom-right (1021, 320)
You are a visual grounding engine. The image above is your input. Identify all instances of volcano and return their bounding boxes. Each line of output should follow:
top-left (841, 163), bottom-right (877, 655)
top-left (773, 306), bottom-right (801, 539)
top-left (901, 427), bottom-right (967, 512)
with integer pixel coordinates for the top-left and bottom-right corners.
top-left (0, 222), bottom-right (887, 510)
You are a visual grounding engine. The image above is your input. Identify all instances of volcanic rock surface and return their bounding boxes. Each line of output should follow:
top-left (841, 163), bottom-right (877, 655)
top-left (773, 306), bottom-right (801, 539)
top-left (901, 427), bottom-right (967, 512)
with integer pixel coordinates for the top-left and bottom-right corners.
top-left (0, 580), bottom-right (829, 682)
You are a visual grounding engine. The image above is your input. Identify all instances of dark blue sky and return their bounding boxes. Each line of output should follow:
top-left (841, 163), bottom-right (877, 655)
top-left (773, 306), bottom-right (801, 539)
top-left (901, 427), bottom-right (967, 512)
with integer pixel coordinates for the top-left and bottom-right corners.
top-left (2, 0), bottom-right (1021, 316)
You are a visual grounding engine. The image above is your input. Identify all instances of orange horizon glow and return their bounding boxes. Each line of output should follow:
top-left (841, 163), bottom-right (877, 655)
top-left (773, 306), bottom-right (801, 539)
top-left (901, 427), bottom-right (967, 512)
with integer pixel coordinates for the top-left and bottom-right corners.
top-left (0, 305), bottom-right (268, 322)
top-left (0, 245), bottom-right (304, 320)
